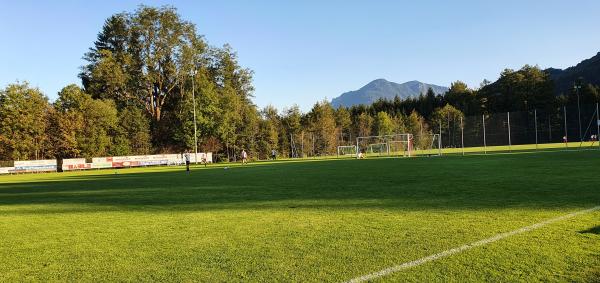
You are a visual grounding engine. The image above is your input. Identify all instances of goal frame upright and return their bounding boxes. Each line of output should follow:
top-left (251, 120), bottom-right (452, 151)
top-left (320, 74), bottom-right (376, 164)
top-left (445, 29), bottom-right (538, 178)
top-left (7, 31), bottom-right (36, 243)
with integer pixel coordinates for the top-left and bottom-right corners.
top-left (337, 145), bottom-right (358, 157)
top-left (355, 133), bottom-right (413, 158)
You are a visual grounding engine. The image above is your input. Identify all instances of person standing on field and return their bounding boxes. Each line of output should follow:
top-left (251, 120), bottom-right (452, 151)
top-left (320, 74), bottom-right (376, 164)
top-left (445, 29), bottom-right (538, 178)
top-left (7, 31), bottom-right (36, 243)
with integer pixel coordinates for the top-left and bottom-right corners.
top-left (184, 151), bottom-right (191, 172)
top-left (271, 149), bottom-right (276, 160)
top-left (241, 149), bottom-right (248, 165)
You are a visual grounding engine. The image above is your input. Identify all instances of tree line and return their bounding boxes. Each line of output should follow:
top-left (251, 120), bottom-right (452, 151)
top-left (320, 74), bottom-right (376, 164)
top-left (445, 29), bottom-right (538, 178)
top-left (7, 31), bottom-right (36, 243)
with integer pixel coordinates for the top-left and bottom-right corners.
top-left (1, 6), bottom-right (599, 162)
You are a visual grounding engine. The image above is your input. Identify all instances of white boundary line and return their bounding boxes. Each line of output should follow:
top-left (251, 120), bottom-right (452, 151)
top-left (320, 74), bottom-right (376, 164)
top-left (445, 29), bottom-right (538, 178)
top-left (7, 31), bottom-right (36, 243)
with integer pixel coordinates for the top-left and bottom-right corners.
top-left (346, 206), bottom-right (600, 283)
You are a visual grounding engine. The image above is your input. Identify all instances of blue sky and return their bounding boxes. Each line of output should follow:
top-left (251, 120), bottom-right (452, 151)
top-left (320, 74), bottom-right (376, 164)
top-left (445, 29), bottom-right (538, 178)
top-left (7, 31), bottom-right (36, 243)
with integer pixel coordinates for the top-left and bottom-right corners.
top-left (1, 0), bottom-right (600, 111)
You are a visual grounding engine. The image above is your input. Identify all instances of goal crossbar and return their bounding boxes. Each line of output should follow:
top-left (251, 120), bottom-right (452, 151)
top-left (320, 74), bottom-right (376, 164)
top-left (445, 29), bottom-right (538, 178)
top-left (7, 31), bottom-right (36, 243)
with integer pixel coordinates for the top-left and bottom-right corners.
top-left (356, 134), bottom-right (413, 158)
top-left (337, 145), bottom-right (358, 157)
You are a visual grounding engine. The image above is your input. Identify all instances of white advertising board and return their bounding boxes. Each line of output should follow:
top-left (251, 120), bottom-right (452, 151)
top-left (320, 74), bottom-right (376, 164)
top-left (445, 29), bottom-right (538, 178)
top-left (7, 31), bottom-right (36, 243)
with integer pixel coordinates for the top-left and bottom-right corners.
top-left (62, 158), bottom-right (92, 171)
top-left (13, 160), bottom-right (57, 173)
top-left (0, 167), bottom-right (15, 174)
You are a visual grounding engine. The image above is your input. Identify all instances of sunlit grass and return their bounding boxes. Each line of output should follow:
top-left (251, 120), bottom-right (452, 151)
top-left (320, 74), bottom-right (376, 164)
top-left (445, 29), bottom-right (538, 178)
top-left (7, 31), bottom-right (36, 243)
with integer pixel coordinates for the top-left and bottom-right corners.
top-left (1, 151), bottom-right (599, 281)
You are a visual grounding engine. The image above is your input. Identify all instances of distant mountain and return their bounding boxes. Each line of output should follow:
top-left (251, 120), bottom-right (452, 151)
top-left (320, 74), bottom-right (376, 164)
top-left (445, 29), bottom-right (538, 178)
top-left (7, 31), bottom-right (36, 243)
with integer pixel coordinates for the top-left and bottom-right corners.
top-left (331, 79), bottom-right (448, 108)
top-left (547, 52), bottom-right (600, 95)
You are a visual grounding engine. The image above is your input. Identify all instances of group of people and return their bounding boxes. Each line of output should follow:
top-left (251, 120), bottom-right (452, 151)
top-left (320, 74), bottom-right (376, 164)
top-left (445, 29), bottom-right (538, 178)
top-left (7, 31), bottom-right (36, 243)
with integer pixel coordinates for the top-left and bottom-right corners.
top-left (239, 149), bottom-right (276, 165)
top-left (181, 148), bottom-right (263, 172)
top-left (563, 135), bottom-right (599, 145)
top-left (183, 151), bottom-right (208, 172)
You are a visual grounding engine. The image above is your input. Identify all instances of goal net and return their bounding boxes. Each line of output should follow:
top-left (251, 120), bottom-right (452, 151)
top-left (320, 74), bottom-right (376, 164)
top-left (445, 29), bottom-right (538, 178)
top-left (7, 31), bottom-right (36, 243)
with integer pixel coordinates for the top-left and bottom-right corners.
top-left (337, 145), bottom-right (358, 157)
top-left (412, 134), bottom-right (441, 156)
top-left (356, 134), bottom-right (413, 158)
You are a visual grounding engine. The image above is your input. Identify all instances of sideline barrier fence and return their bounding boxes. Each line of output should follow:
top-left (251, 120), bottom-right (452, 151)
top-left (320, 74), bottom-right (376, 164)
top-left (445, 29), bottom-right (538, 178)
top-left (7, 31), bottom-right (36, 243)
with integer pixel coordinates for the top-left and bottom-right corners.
top-left (1, 153), bottom-right (213, 175)
top-left (437, 103), bottom-right (600, 156)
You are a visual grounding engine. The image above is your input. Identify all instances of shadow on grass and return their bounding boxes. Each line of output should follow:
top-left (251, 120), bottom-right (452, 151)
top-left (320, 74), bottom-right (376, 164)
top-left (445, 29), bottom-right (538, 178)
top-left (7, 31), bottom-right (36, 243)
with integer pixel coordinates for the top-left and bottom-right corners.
top-left (0, 151), bottom-right (599, 214)
top-left (579, 226), bottom-right (600, 235)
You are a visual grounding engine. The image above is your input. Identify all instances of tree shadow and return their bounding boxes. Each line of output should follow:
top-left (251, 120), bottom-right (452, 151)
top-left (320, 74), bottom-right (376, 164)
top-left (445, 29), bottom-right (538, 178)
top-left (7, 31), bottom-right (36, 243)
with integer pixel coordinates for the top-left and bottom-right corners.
top-left (1, 155), bottom-right (599, 214)
top-left (579, 226), bottom-right (600, 235)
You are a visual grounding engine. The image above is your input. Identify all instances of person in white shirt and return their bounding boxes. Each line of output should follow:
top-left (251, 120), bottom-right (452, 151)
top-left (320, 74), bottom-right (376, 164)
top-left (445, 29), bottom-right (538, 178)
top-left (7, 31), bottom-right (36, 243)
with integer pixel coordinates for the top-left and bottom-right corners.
top-left (184, 151), bottom-right (190, 172)
top-left (241, 150), bottom-right (248, 164)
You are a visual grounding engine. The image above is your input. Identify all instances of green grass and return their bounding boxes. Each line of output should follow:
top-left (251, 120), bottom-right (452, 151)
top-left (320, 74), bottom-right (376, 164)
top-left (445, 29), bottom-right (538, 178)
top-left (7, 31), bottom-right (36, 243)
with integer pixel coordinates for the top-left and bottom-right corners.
top-left (1, 151), bottom-right (599, 282)
top-left (434, 141), bottom-right (600, 156)
top-left (323, 141), bottom-right (599, 159)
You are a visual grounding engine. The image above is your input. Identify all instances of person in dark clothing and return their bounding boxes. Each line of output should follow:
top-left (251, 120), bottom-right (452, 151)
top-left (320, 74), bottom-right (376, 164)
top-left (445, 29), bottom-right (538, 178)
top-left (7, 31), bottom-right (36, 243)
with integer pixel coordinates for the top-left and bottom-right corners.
top-left (184, 151), bottom-right (191, 172)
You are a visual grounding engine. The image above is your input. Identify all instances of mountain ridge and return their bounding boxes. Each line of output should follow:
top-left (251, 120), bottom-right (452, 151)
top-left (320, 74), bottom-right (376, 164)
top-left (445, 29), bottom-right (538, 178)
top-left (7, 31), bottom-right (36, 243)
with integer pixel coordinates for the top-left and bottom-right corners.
top-left (546, 52), bottom-right (600, 95)
top-left (331, 79), bottom-right (448, 108)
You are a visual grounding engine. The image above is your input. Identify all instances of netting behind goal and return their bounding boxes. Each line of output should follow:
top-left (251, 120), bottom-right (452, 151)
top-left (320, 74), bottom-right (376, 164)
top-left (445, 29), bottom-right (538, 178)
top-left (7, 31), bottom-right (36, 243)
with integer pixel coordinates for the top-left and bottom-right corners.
top-left (412, 134), bottom-right (441, 156)
top-left (337, 145), bottom-right (358, 157)
top-left (356, 134), bottom-right (413, 158)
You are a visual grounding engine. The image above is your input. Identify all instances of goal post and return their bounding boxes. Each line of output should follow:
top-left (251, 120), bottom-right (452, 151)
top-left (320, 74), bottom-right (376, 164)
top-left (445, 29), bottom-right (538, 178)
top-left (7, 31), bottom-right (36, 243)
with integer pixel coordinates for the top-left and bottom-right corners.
top-left (412, 134), bottom-right (441, 156)
top-left (337, 145), bottom-right (358, 157)
top-left (356, 134), bottom-right (413, 158)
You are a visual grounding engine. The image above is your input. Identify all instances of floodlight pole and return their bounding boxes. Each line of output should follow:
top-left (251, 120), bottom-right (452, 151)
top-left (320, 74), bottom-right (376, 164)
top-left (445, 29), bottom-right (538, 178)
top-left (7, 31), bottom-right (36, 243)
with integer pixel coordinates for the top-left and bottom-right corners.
top-left (301, 131), bottom-right (304, 158)
top-left (290, 134), bottom-right (293, 158)
top-left (564, 106), bottom-right (568, 148)
top-left (534, 109), bottom-right (538, 150)
top-left (482, 115), bottom-right (487, 154)
top-left (191, 69), bottom-right (199, 164)
top-left (575, 82), bottom-right (582, 142)
top-left (439, 120), bottom-right (442, 156)
top-left (597, 103), bottom-right (600, 149)
top-left (460, 116), bottom-right (464, 156)
top-left (507, 112), bottom-right (512, 152)
top-left (548, 115), bottom-right (552, 142)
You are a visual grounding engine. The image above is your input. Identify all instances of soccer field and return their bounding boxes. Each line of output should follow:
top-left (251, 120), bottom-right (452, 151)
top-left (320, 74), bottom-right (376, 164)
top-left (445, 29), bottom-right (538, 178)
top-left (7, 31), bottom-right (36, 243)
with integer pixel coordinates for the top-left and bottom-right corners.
top-left (1, 151), bottom-right (599, 282)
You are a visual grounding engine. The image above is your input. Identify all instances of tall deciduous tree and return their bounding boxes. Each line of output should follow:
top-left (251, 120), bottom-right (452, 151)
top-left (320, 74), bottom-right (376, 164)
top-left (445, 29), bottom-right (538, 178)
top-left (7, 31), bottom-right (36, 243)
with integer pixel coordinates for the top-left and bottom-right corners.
top-left (335, 107), bottom-right (352, 143)
top-left (0, 82), bottom-right (50, 160)
top-left (307, 101), bottom-right (337, 155)
top-left (375, 111), bottom-right (395, 136)
top-left (116, 106), bottom-right (152, 155)
top-left (258, 105), bottom-right (280, 158)
top-left (53, 85), bottom-right (118, 159)
top-left (431, 104), bottom-right (464, 131)
top-left (81, 6), bottom-right (204, 122)
top-left (356, 112), bottom-right (373, 137)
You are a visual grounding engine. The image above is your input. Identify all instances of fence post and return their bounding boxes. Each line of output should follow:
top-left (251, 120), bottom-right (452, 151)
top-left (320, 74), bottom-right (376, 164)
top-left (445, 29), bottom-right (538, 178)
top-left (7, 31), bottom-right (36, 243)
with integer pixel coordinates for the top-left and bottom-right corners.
top-left (438, 134), bottom-right (442, 156)
top-left (312, 133), bottom-right (315, 157)
top-left (439, 120), bottom-right (443, 156)
top-left (461, 116), bottom-right (464, 156)
top-left (301, 131), bottom-right (304, 158)
top-left (597, 103), bottom-right (600, 149)
top-left (564, 106), bottom-right (568, 148)
top-left (548, 115), bottom-right (552, 142)
top-left (356, 137), bottom-right (359, 159)
top-left (534, 109), bottom-right (538, 150)
top-left (483, 114), bottom-right (487, 154)
top-left (507, 112), bottom-right (512, 152)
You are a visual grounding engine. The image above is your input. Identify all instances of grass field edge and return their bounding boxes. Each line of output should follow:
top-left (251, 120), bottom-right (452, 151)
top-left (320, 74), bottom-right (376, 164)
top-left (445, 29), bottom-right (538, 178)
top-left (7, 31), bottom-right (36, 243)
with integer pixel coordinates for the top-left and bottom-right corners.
top-left (345, 206), bottom-right (600, 283)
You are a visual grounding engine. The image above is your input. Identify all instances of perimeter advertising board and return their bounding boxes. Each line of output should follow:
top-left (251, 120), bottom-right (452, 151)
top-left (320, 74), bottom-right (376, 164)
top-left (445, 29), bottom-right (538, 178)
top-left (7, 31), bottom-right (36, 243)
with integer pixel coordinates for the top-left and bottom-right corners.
top-left (13, 160), bottom-right (57, 173)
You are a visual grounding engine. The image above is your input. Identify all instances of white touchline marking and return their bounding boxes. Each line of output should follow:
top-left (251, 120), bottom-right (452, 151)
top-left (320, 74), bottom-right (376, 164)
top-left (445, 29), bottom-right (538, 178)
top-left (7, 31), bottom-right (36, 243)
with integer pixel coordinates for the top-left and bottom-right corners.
top-left (345, 206), bottom-right (600, 283)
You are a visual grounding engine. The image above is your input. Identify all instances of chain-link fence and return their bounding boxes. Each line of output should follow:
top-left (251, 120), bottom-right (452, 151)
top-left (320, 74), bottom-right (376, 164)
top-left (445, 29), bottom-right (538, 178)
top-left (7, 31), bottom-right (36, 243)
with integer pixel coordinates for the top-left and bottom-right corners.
top-left (438, 103), bottom-right (600, 155)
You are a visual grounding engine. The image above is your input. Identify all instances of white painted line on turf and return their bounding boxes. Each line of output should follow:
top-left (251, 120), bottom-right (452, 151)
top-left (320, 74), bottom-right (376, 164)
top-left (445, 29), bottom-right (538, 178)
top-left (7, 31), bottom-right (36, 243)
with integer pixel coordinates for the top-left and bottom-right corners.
top-left (345, 206), bottom-right (600, 283)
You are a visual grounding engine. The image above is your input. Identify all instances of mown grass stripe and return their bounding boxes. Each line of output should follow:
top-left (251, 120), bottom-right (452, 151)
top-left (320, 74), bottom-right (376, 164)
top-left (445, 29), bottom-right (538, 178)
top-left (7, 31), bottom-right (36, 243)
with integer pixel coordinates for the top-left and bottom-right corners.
top-left (346, 206), bottom-right (600, 283)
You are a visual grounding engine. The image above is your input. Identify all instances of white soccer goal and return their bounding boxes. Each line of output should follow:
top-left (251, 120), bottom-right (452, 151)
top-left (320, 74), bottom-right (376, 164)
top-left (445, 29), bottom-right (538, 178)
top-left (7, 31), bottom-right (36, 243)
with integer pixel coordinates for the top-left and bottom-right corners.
top-left (337, 145), bottom-right (358, 157)
top-left (356, 134), bottom-right (413, 158)
top-left (412, 134), bottom-right (442, 156)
